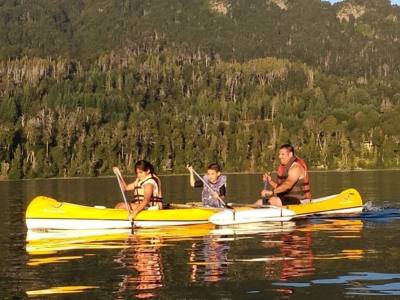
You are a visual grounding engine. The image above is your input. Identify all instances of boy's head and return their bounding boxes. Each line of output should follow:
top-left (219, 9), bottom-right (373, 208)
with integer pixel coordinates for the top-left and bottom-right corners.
top-left (207, 163), bottom-right (221, 183)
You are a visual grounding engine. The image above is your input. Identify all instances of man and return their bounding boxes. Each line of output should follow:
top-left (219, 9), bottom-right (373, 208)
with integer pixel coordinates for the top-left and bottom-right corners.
top-left (255, 144), bottom-right (311, 207)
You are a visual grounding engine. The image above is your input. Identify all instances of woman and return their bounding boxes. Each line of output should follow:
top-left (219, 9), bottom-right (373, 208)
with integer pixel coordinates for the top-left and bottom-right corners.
top-left (114, 160), bottom-right (163, 219)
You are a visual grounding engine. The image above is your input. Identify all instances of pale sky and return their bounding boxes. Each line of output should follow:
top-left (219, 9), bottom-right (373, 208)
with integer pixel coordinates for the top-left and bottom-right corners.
top-left (328, 0), bottom-right (400, 4)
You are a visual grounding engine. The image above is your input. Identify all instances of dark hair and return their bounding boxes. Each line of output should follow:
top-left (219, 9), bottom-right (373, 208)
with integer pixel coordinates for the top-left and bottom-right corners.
top-left (279, 144), bottom-right (295, 154)
top-left (134, 160), bottom-right (155, 174)
top-left (207, 162), bottom-right (221, 172)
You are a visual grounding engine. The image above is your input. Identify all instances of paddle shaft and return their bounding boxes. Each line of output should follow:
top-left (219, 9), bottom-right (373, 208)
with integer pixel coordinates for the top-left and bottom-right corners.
top-left (191, 168), bottom-right (230, 209)
top-left (113, 168), bottom-right (133, 218)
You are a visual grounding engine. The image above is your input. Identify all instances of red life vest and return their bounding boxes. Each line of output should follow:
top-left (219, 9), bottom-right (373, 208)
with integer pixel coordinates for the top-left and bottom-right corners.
top-left (276, 156), bottom-right (312, 201)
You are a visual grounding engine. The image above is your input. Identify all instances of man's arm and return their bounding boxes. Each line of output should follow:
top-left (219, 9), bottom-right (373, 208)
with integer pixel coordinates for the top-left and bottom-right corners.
top-left (273, 164), bottom-right (302, 195)
top-left (265, 172), bottom-right (278, 190)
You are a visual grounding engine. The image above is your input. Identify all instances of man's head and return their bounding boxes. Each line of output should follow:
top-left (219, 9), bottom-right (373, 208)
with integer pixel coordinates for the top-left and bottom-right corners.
top-left (207, 163), bottom-right (221, 183)
top-left (278, 144), bottom-right (295, 165)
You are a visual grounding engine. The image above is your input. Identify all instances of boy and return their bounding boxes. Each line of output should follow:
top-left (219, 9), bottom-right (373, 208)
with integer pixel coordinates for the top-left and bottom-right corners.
top-left (187, 163), bottom-right (227, 208)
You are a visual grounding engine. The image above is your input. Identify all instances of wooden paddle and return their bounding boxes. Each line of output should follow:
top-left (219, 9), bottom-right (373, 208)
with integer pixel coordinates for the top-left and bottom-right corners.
top-left (189, 166), bottom-right (235, 212)
top-left (113, 167), bottom-right (134, 227)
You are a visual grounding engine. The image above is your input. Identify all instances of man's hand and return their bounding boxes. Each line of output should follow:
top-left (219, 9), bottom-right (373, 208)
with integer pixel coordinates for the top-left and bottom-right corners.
top-left (261, 189), bottom-right (273, 197)
top-left (263, 172), bottom-right (272, 184)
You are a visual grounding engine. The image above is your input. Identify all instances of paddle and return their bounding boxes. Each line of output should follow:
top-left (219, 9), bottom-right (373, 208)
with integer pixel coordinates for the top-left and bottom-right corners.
top-left (261, 172), bottom-right (271, 204)
top-left (189, 166), bottom-right (233, 210)
top-left (113, 167), bottom-right (134, 227)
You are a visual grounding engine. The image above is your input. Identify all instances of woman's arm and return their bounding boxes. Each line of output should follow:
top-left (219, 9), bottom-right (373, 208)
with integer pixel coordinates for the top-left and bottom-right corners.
top-left (130, 183), bottom-right (153, 219)
top-left (125, 178), bottom-right (139, 191)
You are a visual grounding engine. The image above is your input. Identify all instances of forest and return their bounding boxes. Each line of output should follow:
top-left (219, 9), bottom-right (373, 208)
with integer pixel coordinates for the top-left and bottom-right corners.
top-left (1, 0), bottom-right (400, 178)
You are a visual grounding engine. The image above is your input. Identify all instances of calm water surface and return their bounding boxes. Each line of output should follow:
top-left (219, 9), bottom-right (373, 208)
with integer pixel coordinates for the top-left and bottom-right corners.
top-left (1, 171), bottom-right (400, 299)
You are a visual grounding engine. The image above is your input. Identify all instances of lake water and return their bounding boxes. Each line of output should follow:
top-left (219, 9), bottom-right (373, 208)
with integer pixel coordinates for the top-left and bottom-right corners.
top-left (1, 171), bottom-right (400, 299)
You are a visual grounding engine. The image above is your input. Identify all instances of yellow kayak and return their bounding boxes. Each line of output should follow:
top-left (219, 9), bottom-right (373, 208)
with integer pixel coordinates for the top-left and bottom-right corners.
top-left (210, 188), bottom-right (363, 225)
top-left (26, 196), bottom-right (219, 230)
top-left (286, 188), bottom-right (363, 217)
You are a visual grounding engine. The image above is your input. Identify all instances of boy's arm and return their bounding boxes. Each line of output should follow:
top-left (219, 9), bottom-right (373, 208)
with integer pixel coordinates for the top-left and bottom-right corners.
top-left (218, 185), bottom-right (226, 202)
top-left (187, 165), bottom-right (196, 187)
top-left (189, 171), bottom-right (196, 187)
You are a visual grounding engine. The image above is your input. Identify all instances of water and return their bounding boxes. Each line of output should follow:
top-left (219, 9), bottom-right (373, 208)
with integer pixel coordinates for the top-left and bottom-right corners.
top-left (1, 171), bottom-right (400, 299)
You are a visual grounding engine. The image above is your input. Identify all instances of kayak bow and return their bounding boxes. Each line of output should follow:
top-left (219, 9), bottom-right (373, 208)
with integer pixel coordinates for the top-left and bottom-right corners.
top-left (25, 196), bottom-right (219, 230)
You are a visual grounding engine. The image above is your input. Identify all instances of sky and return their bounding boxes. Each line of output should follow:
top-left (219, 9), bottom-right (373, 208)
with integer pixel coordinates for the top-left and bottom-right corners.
top-left (328, 0), bottom-right (400, 4)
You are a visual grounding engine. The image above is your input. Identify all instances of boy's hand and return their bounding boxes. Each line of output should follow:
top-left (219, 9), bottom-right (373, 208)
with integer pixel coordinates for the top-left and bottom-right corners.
top-left (212, 192), bottom-right (220, 199)
top-left (186, 164), bottom-right (194, 172)
top-left (113, 166), bottom-right (120, 175)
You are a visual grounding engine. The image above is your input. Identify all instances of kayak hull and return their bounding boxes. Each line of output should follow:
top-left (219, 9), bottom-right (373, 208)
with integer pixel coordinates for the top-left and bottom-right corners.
top-left (286, 188), bottom-right (363, 218)
top-left (209, 188), bottom-right (363, 225)
top-left (26, 196), bottom-right (219, 230)
top-left (209, 206), bottom-right (295, 225)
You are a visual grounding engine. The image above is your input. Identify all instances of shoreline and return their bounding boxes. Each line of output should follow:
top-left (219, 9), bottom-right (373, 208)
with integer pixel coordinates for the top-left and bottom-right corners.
top-left (2, 168), bottom-right (400, 182)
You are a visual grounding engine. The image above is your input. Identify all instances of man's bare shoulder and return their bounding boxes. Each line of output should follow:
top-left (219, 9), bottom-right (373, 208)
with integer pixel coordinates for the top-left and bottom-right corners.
top-left (288, 163), bottom-right (302, 177)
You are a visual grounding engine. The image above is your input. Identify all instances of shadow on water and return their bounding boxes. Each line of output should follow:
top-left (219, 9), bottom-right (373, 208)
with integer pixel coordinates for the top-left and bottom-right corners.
top-left (360, 201), bottom-right (400, 221)
top-left (316, 201), bottom-right (400, 222)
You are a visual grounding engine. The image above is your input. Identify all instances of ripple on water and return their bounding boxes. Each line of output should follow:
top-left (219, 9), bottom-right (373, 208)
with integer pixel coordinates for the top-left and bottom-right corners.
top-left (273, 272), bottom-right (400, 296)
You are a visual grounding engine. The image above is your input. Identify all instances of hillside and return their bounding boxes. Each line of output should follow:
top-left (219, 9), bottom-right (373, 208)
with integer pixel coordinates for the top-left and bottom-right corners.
top-left (1, 0), bottom-right (400, 178)
top-left (1, 0), bottom-right (400, 78)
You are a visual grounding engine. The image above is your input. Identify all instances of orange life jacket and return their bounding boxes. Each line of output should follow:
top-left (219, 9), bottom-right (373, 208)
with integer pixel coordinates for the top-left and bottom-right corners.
top-left (277, 156), bottom-right (312, 201)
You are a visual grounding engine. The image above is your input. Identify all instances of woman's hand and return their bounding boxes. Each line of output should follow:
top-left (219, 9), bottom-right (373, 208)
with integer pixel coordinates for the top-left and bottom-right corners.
top-left (129, 210), bottom-right (138, 220)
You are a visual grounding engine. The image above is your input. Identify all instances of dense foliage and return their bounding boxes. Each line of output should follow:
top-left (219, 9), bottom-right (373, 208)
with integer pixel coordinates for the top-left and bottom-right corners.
top-left (1, 0), bottom-right (400, 178)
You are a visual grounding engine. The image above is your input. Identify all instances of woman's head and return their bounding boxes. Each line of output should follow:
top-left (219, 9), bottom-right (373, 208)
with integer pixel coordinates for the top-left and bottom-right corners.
top-left (134, 160), bottom-right (155, 179)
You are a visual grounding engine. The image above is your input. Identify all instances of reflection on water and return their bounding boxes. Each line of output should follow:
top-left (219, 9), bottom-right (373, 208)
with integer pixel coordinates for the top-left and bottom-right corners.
top-left (0, 171), bottom-right (398, 299)
top-left (24, 219), bottom-right (371, 298)
top-left (277, 231), bottom-right (315, 281)
top-left (26, 285), bottom-right (99, 297)
top-left (114, 235), bottom-right (164, 299)
top-left (188, 235), bottom-right (230, 283)
top-left (275, 272), bottom-right (400, 296)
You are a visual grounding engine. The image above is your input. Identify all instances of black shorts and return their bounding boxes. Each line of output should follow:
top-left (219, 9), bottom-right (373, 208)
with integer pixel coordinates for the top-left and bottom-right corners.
top-left (262, 196), bottom-right (301, 206)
